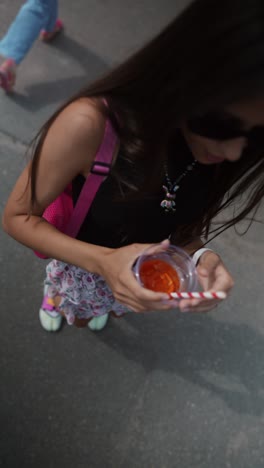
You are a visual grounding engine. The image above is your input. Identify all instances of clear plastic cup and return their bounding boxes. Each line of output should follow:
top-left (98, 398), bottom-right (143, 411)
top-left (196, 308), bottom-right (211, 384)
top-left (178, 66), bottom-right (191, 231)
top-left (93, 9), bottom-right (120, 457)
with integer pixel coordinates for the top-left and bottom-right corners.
top-left (133, 244), bottom-right (198, 294)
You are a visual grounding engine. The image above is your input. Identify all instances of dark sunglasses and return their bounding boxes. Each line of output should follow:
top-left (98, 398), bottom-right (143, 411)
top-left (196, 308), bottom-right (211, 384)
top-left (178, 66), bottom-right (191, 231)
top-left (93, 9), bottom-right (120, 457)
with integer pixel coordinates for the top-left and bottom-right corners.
top-left (187, 111), bottom-right (264, 145)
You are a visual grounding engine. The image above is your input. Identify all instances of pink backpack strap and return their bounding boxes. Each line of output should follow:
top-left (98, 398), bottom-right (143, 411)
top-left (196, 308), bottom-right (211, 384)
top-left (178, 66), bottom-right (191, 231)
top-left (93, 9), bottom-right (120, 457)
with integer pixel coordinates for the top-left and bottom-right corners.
top-left (65, 118), bottom-right (118, 237)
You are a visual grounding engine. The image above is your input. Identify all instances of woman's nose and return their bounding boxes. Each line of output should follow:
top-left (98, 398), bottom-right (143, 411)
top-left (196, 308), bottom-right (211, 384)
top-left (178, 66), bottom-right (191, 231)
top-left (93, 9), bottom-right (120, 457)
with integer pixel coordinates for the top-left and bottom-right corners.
top-left (220, 137), bottom-right (248, 161)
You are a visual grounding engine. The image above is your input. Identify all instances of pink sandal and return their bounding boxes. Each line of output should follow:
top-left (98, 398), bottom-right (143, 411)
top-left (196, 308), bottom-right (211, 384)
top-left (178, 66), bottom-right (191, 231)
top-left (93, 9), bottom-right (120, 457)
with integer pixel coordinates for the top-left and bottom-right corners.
top-left (0, 58), bottom-right (16, 93)
top-left (40, 19), bottom-right (64, 42)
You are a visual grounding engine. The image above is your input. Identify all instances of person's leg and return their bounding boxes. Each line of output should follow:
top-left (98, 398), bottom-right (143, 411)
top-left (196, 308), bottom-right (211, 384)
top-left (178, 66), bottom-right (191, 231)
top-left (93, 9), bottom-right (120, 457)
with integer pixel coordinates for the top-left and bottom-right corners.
top-left (0, 0), bottom-right (58, 92)
top-left (43, 0), bottom-right (58, 33)
top-left (0, 0), bottom-right (55, 65)
top-left (40, 0), bottom-right (64, 42)
top-left (0, 59), bottom-right (16, 92)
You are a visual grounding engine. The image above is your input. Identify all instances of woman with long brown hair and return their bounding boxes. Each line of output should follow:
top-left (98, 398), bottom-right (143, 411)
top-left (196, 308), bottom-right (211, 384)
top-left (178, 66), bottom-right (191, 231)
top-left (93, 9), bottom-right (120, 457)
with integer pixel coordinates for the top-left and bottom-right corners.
top-left (3, 0), bottom-right (264, 331)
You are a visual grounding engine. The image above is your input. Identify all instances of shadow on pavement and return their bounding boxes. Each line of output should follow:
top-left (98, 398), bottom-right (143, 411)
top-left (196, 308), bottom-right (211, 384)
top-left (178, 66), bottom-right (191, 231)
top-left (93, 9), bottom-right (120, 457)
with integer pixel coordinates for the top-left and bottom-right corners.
top-left (96, 311), bottom-right (264, 416)
top-left (6, 34), bottom-right (109, 111)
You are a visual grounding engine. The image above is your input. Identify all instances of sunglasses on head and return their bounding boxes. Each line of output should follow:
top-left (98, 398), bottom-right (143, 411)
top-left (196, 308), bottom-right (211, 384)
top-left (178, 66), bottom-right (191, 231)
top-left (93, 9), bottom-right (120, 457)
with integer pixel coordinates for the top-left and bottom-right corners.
top-left (187, 111), bottom-right (264, 145)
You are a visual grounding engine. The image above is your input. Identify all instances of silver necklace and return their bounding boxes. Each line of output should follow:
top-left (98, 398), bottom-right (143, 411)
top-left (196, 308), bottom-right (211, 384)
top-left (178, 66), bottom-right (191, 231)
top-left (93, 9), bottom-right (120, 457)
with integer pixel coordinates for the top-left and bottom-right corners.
top-left (160, 159), bottom-right (197, 213)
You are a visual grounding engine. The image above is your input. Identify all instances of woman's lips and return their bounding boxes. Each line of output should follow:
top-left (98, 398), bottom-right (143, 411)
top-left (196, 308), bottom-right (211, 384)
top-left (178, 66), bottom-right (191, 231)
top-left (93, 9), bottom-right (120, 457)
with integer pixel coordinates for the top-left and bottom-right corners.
top-left (205, 153), bottom-right (225, 163)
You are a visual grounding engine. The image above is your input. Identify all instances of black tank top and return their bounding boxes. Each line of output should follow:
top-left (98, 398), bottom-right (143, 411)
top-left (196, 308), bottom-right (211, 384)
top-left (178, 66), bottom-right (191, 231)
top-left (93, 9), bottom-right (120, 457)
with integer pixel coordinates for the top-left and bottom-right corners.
top-left (72, 132), bottom-right (215, 248)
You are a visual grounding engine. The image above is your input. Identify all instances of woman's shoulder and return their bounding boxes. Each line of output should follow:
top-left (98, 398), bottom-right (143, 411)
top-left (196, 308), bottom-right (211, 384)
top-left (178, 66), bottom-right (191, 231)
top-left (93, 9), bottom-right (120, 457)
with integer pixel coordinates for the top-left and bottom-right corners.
top-left (45, 97), bottom-right (108, 176)
top-left (56, 97), bottom-right (106, 146)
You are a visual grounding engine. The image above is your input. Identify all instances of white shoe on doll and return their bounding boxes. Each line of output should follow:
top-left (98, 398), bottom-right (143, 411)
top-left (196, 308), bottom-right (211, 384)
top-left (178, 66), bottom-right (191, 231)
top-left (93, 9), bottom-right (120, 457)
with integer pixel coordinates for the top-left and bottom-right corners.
top-left (39, 287), bottom-right (63, 332)
top-left (88, 314), bottom-right (109, 331)
top-left (39, 308), bottom-right (63, 332)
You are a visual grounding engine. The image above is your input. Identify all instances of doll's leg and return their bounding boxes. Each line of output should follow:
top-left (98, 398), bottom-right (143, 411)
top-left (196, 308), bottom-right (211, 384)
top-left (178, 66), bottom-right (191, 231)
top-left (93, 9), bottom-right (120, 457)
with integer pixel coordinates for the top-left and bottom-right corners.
top-left (39, 289), bottom-right (63, 332)
top-left (53, 294), bottom-right (109, 330)
top-left (87, 300), bottom-right (129, 331)
top-left (88, 314), bottom-right (109, 331)
top-left (43, 293), bottom-right (109, 331)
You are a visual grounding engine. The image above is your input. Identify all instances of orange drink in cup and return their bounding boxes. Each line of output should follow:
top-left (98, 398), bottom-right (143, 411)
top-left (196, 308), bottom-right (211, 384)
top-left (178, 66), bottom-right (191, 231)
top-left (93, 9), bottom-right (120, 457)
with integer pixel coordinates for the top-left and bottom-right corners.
top-left (134, 245), bottom-right (198, 294)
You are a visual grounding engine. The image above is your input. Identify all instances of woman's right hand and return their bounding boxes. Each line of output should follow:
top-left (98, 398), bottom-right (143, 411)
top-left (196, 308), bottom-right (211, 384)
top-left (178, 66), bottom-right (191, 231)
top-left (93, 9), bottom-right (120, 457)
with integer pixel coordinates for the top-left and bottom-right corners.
top-left (97, 240), bottom-right (172, 313)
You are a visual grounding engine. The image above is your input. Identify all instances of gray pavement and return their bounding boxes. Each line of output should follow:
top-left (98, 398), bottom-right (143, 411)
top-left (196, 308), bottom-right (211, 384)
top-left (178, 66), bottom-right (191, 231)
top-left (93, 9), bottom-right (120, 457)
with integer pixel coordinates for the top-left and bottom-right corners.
top-left (1, 1), bottom-right (264, 467)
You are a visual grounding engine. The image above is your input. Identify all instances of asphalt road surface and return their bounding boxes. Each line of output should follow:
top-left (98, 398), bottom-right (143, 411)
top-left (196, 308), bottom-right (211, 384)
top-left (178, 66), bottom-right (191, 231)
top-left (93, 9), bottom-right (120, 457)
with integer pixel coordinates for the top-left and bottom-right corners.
top-left (1, 1), bottom-right (264, 467)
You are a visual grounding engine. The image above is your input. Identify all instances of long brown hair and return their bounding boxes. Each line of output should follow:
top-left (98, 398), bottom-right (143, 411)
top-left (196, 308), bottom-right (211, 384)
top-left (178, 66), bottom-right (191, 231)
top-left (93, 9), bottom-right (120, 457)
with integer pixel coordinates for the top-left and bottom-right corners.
top-left (30, 0), bottom-right (264, 244)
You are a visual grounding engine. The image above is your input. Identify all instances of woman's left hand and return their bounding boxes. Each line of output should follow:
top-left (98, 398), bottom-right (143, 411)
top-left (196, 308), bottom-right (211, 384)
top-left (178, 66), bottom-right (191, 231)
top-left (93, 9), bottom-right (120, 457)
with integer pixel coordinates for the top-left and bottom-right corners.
top-left (178, 250), bottom-right (234, 313)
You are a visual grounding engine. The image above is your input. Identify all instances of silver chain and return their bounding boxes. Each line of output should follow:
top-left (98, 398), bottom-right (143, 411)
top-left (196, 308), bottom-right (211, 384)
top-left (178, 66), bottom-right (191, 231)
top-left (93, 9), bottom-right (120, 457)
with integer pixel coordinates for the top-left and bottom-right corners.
top-left (160, 160), bottom-right (197, 213)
